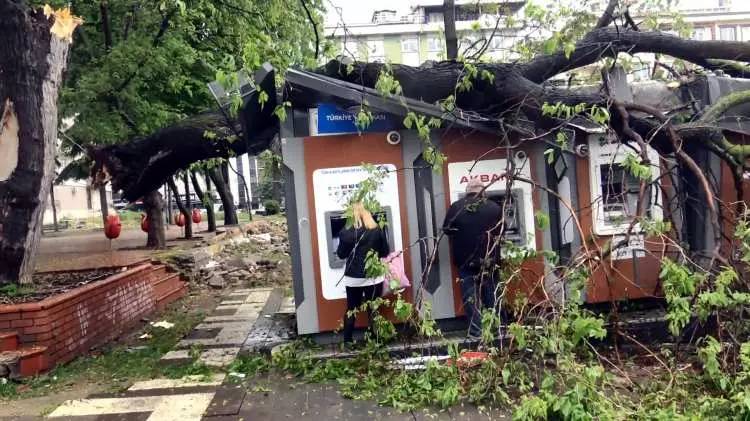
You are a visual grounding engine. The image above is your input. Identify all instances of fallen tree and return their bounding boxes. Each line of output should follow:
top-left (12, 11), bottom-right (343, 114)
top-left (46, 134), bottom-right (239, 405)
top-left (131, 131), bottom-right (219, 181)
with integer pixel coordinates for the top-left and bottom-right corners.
top-left (91, 25), bottom-right (750, 206)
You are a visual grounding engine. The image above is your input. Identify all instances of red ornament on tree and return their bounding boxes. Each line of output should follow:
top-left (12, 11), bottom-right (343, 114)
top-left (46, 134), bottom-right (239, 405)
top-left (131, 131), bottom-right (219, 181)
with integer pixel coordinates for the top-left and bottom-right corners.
top-left (191, 208), bottom-right (202, 224)
top-left (174, 213), bottom-right (186, 227)
top-left (140, 214), bottom-right (149, 232)
top-left (104, 214), bottom-right (121, 239)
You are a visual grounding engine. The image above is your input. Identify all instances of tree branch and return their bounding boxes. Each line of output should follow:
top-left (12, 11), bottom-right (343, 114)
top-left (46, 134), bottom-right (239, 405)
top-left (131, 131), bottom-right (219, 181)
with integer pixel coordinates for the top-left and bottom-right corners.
top-left (522, 27), bottom-right (750, 83)
top-left (595, 0), bottom-right (619, 29)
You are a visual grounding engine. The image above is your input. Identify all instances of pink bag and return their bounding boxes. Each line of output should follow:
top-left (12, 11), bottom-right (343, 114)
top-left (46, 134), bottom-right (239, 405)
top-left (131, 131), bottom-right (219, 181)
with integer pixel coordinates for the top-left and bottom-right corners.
top-left (381, 251), bottom-right (411, 297)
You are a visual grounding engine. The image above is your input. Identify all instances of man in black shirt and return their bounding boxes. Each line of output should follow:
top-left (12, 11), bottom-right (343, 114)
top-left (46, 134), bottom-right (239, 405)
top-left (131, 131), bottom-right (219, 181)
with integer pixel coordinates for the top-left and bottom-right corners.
top-left (443, 178), bottom-right (503, 339)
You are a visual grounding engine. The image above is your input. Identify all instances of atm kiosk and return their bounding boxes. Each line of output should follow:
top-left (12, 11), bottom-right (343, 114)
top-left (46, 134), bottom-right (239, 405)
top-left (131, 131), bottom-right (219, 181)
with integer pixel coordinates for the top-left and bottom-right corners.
top-left (573, 129), bottom-right (669, 303)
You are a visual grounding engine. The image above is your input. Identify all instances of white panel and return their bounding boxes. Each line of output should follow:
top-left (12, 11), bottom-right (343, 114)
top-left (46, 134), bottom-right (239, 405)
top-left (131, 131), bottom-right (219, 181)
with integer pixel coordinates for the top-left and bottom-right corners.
top-left (312, 164), bottom-right (403, 300)
top-left (446, 158), bottom-right (536, 250)
top-left (588, 135), bottom-right (663, 236)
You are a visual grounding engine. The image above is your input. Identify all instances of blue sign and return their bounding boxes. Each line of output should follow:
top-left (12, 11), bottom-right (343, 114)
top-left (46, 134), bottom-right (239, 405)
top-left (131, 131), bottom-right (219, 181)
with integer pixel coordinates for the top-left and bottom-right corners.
top-left (316, 103), bottom-right (397, 135)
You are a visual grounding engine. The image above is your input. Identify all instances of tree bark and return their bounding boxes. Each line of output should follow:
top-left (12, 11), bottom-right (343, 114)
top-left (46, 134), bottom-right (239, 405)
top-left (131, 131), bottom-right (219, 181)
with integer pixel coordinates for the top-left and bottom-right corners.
top-left (89, 111), bottom-right (278, 201)
top-left (98, 185), bottom-right (108, 225)
top-left (209, 167), bottom-right (238, 226)
top-left (143, 189), bottom-right (165, 248)
top-left (168, 177), bottom-right (191, 238)
top-left (443, 0), bottom-right (457, 60)
top-left (183, 172), bottom-right (192, 238)
top-left (50, 182), bottom-right (58, 232)
top-left (191, 170), bottom-right (215, 233)
top-left (0, 4), bottom-right (75, 285)
top-left (166, 184), bottom-right (172, 224)
top-left (204, 170), bottom-right (216, 232)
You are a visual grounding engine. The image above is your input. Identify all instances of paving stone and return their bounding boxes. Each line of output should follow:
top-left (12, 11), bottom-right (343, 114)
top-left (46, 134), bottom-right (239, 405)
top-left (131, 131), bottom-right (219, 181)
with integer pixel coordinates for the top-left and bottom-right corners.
top-left (218, 300), bottom-right (244, 305)
top-left (128, 374), bottom-right (226, 391)
top-left (203, 383), bottom-right (246, 417)
top-left (184, 328), bottom-right (222, 340)
top-left (48, 393), bottom-right (215, 420)
top-left (199, 347), bottom-right (241, 367)
top-left (160, 349), bottom-right (192, 364)
top-left (177, 321), bottom-right (255, 348)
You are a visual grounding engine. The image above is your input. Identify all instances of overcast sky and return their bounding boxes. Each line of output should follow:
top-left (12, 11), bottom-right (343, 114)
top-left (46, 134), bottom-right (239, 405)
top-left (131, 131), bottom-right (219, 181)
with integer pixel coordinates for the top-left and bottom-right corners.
top-left (323, 0), bottom-right (729, 26)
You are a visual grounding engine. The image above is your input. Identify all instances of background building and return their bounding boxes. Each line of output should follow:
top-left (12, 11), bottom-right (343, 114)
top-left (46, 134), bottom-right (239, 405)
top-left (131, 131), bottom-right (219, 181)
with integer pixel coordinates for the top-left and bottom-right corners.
top-left (326, 0), bottom-right (750, 80)
top-left (326, 1), bottom-right (529, 64)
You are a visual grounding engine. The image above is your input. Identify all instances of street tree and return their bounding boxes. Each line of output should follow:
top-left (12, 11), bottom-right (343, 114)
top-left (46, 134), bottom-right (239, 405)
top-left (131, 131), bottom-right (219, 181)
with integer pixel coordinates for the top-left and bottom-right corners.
top-left (0, 3), bottom-right (81, 285)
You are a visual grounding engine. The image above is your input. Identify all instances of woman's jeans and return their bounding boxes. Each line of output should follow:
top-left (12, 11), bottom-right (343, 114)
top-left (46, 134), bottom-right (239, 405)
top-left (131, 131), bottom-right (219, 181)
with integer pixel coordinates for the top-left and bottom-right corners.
top-left (459, 268), bottom-right (497, 338)
top-left (343, 283), bottom-right (383, 343)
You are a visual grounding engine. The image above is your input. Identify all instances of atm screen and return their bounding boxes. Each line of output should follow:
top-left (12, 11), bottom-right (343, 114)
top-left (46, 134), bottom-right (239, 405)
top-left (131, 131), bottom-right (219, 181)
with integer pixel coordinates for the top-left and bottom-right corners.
top-left (458, 190), bottom-right (525, 246)
top-left (324, 207), bottom-right (394, 269)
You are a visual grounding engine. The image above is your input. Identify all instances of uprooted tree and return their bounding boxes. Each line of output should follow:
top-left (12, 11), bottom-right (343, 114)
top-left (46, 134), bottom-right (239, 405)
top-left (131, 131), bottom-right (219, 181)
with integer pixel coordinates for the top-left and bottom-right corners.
top-left (0, 4), bottom-right (80, 285)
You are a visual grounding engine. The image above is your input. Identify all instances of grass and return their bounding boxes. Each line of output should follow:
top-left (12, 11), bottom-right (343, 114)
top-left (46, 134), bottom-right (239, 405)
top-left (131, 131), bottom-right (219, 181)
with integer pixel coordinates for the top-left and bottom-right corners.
top-left (0, 300), bottom-right (216, 400)
top-left (0, 283), bottom-right (36, 299)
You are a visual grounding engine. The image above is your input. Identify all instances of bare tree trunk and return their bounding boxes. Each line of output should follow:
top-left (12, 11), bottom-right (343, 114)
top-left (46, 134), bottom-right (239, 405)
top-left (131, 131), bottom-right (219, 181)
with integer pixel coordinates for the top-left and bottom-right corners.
top-left (50, 182), bottom-right (58, 232)
top-left (191, 170), bottom-right (216, 233)
top-left (166, 184), bottom-right (172, 224)
top-left (444, 0), bottom-right (457, 60)
top-left (204, 170), bottom-right (216, 232)
top-left (168, 177), bottom-right (191, 238)
top-left (0, 4), bottom-right (75, 285)
top-left (183, 172), bottom-right (192, 237)
top-left (143, 189), bottom-right (165, 248)
top-left (209, 167), bottom-right (238, 226)
top-left (99, 185), bottom-right (108, 225)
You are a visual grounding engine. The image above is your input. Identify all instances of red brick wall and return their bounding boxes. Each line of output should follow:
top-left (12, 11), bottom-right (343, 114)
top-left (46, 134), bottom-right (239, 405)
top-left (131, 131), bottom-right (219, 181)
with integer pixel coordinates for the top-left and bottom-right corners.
top-left (0, 263), bottom-right (185, 368)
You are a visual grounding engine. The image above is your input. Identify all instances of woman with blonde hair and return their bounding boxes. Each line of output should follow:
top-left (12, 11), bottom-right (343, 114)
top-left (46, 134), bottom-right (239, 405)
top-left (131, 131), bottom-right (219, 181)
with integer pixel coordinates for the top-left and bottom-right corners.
top-left (336, 202), bottom-right (390, 343)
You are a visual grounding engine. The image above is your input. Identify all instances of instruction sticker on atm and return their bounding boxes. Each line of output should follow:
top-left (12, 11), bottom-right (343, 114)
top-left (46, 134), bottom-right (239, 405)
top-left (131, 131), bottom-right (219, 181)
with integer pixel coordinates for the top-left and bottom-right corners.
top-left (312, 164), bottom-right (403, 300)
top-left (611, 234), bottom-right (646, 260)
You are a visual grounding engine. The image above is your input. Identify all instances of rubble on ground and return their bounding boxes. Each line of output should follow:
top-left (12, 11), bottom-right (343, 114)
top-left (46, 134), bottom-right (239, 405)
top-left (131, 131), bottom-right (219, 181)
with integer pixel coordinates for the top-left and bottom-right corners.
top-left (167, 218), bottom-right (291, 290)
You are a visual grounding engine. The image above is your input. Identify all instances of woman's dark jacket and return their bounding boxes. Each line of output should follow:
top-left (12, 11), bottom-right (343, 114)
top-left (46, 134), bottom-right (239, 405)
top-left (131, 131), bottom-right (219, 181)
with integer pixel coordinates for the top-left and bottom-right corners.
top-left (336, 226), bottom-right (390, 279)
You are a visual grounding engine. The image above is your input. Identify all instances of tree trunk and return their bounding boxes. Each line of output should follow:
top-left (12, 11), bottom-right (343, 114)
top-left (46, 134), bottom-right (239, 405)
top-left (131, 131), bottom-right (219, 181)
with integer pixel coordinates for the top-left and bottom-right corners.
top-left (204, 170), bottom-right (216, 232)
top-left (168, 177), bottom-right (191, 238)
top-left (183, 172), bottom-right (192, 238)
top-left (98, 185), bottom-right (108, 225)
top-left (143, 189), bottom-right (165, 248)
top-left (0, 4), bottom-right (75, 285)
top-left (209, 167), bottom-right (238, 226)
top-left (443, 0), bottom-right (457, 60)
top-left (50, 182), bottom-right (58, 232)
top-left (166, 184), bottom-right (172, 224)
top-left (191, 170), bottom-right (215, 233)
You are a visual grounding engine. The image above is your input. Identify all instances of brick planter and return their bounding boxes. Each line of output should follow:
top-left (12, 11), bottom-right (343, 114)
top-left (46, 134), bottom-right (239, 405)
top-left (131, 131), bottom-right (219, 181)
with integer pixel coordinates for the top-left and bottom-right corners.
top-left (0, 263), bottom-right (186, 377)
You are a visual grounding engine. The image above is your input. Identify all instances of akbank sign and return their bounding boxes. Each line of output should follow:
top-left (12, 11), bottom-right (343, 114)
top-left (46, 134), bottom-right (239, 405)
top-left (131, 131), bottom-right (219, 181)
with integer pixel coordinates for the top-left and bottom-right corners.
top-left (315, 103), bottom-right (397, 135)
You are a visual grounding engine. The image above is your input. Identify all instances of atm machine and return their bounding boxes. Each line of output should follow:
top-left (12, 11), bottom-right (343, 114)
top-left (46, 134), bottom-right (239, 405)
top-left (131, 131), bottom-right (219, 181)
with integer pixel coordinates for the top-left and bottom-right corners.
top-left (312, 164), bottom-right (402, 302)
top-left (574, 130), bottom-right (668, 303)
top-left (279, 69), bottom-right (556, 336)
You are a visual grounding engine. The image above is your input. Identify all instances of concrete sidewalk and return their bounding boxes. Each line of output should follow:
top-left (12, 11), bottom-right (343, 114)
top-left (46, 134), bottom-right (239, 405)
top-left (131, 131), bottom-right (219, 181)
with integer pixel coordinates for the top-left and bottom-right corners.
top-left (10, 286), bottom-right (506, 420)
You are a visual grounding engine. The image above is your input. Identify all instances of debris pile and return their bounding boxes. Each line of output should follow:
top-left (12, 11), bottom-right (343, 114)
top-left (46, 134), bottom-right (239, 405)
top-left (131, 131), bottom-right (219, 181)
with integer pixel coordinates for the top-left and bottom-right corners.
top-left (193, 219), bottom-right (291, 289)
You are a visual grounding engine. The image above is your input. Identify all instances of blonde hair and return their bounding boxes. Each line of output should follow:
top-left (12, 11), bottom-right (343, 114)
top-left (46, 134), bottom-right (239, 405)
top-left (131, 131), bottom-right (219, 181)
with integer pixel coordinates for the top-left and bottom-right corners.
top-left (351, 202), bottom-right (378, 230)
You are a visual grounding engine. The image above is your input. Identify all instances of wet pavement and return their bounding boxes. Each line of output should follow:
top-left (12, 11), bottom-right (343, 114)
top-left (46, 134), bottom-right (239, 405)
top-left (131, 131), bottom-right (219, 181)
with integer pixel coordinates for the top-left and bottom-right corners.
top-left (35, 226), bottom-right (213, 272)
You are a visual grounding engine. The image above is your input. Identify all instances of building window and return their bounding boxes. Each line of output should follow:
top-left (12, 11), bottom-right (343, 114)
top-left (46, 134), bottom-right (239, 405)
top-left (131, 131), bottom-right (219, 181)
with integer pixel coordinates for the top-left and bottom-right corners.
top-left (366, 39), bottom-right (385, 62)
top-left (401, 37), bottom-right (418, 53)
top-left (343, 40), bottom-right (359, 59)
top-left (719, 26), bottom-right (737, 41)
top-left (691, 27), bottom-right (711, 41)
top-left (427, 12), bottom-right (443, 23)
top-left (459, 34), bottom-right (479, 54)
top-left (489, 34), bottom-right (504, 50)
top-left (401, 36), bottom-right (420, 66)
top-left (742, 26), bottom-right (750, 41)
top-left (427, 36), bottom-right (443, 52)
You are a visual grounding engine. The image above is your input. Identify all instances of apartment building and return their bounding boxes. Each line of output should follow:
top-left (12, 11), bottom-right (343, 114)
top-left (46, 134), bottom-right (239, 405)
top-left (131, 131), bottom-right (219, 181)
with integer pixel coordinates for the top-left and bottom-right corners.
top-left (326, 0), bottom-right (528, 65)
top-left (326, 0), bottom-right (750, 74)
